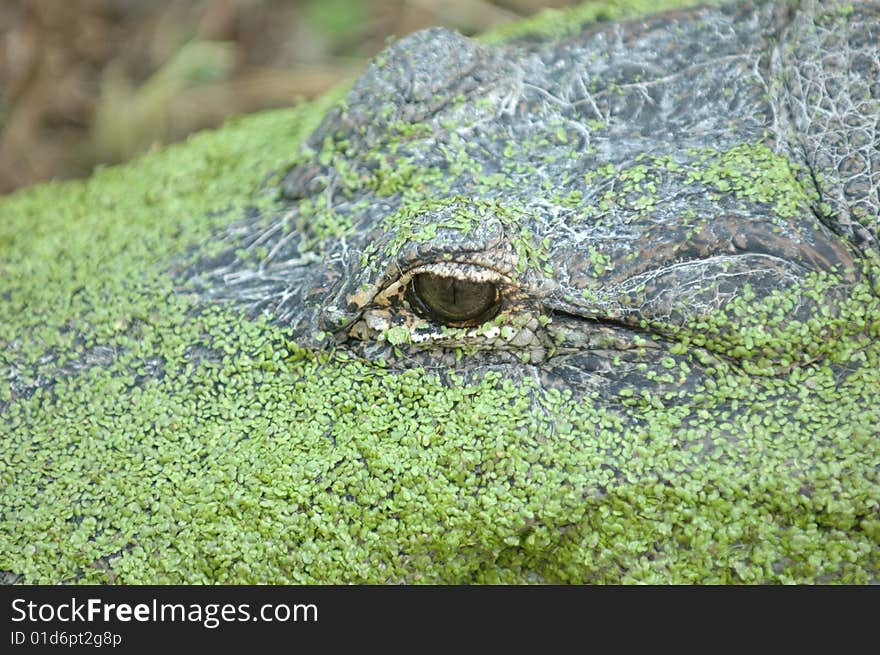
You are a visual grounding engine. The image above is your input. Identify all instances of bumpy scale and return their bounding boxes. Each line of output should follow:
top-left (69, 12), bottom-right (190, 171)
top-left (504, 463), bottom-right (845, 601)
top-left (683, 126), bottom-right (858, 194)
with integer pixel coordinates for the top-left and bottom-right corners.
top-left (193, 0), bottom-right (879, 398)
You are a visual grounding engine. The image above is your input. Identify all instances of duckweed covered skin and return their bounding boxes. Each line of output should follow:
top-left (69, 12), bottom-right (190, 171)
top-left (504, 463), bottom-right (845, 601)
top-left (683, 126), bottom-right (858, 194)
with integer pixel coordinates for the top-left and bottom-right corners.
top-left (194, 0), bottom-right (874, 399)
top-left (2, 0), bottom-right (879, 584)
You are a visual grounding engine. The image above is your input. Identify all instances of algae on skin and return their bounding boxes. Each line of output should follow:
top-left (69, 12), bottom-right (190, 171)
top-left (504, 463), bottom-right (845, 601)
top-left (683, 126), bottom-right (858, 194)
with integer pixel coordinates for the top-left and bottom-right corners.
top-left (1, 0), bottom-right (879, 584)
top-left (480, 0), bottom-right (725, 44)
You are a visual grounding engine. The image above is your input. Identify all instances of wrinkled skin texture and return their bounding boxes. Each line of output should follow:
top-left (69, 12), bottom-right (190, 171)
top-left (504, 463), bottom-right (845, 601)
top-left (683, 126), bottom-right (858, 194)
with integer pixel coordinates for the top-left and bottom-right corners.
top-left (2, 0), bottom-right (879, 584)
top-left (193, 0), bottom-right (878, 398)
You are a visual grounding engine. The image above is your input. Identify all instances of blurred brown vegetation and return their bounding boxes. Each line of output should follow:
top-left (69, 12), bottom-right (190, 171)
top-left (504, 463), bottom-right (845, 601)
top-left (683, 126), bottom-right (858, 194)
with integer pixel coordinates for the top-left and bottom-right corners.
top-left (0, 0), bottom-right (581, 194)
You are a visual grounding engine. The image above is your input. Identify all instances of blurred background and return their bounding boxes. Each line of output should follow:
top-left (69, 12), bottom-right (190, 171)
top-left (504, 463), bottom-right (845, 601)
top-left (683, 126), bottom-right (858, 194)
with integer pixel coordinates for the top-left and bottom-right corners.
top-left (0, 0), bottom-right (587, 195)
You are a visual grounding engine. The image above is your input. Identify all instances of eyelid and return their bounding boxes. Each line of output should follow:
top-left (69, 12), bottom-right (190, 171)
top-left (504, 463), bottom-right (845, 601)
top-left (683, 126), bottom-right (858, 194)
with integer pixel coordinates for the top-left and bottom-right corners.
top-left (371, 262), bottom-right (511, 305)
top-left (403, 262), bottom-right (510, 285)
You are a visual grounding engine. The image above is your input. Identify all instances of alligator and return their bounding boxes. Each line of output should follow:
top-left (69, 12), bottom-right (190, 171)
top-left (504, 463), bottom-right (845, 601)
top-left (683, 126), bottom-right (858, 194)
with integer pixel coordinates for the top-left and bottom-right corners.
top-left (1, 0), bottom-right (878, 583)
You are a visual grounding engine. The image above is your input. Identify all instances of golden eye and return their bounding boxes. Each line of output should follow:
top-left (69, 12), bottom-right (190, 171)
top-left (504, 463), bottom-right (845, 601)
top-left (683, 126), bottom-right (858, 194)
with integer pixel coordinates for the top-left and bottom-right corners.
top-left (406, 273), bottom-right (501, 326)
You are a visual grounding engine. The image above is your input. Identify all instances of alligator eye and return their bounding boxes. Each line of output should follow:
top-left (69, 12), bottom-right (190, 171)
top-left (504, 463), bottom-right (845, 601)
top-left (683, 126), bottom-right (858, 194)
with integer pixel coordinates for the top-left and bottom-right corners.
top-left (406, 273), bottom-right (501, 326)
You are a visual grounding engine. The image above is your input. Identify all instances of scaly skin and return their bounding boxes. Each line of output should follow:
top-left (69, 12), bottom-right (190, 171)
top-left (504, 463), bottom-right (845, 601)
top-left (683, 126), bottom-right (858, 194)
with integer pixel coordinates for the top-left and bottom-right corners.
top-left (0, 0), bottom-right (878, 583)
top-left (194, 0), bottom-right (876, 399)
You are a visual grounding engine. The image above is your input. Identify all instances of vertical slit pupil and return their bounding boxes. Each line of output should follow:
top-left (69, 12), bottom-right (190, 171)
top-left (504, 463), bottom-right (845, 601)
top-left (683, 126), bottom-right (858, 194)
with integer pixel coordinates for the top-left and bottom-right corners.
top-left (407, 273), bottom-right (500, 325)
